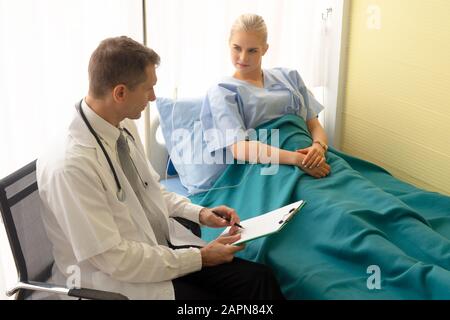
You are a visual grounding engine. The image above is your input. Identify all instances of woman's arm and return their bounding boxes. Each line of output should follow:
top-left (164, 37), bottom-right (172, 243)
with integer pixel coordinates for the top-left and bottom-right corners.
top-left (296, 118), bottom-right (330, 170)
top-left (307, 117), bottom-right (328, 148)
top-left (231, 141), bottom-right (330, 178)
top-left (231, 140), bottom-right (301, 166)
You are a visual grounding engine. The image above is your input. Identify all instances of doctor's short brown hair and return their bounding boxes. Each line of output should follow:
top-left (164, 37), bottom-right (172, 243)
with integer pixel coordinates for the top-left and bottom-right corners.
top-left (88, 36), bottom-right (160, 98)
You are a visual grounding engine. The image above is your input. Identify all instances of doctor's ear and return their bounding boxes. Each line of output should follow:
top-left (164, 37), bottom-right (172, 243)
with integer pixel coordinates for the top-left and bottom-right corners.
top-left (262, 44), bottom-right (269, 56)
top-left (112, 85), bottom-right (127, 102)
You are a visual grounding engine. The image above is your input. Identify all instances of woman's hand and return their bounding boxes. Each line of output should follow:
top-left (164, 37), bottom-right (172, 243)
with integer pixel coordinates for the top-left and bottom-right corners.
top-left (296, 144), bottom-right (326, 169)
top-left (294, 150), bottom-right (331, 178)
top-left (199, 206), bottom-right (242, 235)
top-left (300, 162), bottom-right (331, 179)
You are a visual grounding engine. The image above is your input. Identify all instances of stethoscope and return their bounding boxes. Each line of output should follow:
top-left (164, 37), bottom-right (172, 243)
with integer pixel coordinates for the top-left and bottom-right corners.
top-left (77, 100), bottom-right (148, 202)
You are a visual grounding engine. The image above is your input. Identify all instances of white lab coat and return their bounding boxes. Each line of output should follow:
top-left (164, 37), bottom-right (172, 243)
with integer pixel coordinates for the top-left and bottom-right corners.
top-left (37, 100), bottom-right (207, 300)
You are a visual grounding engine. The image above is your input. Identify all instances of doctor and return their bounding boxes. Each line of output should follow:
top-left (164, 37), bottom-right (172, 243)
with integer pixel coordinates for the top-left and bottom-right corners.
top-left (37, 36), bottom-right (284, 300)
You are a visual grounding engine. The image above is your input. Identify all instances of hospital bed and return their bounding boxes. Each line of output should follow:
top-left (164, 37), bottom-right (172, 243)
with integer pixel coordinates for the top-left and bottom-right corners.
top-left (147, 103), bottom-right (450, 300)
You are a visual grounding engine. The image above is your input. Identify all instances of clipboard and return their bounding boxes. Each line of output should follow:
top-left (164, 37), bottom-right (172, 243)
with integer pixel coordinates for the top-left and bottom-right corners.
top-left (221, 200), bottom-right (306, 245)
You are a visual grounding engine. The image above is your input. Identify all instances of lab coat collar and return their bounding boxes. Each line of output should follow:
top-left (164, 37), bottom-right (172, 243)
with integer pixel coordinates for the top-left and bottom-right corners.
top-left (81, 99), bottom-right (122, 149)
top-left (69, 100), bottom-right (129, 149)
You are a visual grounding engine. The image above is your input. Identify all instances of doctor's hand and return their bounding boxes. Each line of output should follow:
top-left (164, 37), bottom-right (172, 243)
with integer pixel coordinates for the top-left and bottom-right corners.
top-left (199, 206), bottom-right (241, 232)
top-left (200, 234), bottom-right (245, 267)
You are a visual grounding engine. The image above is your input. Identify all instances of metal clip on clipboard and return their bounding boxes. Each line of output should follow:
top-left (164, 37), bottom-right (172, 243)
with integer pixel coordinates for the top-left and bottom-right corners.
top-left (278, 207), bottom-right (300, 225)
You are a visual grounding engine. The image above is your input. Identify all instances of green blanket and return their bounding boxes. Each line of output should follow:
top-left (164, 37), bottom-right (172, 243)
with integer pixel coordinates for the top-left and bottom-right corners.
top-left (190, 114), bottom-right (450, 299)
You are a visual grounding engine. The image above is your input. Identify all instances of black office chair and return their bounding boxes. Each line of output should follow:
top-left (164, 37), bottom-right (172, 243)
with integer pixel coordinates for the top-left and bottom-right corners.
top-left (0, 160), bottom-right (128, 300)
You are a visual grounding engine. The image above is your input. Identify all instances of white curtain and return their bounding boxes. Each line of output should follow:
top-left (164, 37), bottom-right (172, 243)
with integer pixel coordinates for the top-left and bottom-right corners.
top-left (146, 0), bottom-right (331, 103)
top-left (0, 0), bottom-right (143, 299)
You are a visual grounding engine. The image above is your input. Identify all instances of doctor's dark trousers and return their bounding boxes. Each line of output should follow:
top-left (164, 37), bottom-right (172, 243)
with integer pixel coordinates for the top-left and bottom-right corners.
top-left (172, 257), bottom-right (285, 300)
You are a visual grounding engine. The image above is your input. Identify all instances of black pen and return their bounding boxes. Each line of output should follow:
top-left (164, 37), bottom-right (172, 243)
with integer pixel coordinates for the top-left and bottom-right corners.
top-left (212, 211), bottom-right (244, 229)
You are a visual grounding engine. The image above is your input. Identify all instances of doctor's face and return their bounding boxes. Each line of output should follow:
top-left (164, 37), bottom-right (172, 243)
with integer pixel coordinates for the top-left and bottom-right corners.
top-left (229, 31), bottom-right (268, 76)
top-left (125, 64), bottom-right (157, 120)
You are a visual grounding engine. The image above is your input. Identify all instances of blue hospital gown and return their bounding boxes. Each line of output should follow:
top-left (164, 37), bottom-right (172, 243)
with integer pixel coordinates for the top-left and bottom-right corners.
top-left (201, 68), bottom-right (324, 153)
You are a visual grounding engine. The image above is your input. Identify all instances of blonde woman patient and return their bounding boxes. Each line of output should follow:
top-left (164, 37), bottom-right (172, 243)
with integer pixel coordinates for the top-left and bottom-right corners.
top-left (201, 14), bottom-right (331, 178)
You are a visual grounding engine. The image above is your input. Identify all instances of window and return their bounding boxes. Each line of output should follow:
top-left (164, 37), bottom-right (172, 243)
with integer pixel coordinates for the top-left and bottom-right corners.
top-left (145, 0), bottom-right (348, 146)
top-left (0, 0), bottom-right (143, 179)
top-left (0, 0), bottom-right (143, 299)
top-left (146, 0), bottom-right (329, 99)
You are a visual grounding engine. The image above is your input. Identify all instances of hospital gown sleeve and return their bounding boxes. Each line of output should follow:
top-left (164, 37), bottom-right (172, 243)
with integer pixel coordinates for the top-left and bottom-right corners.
top-left (290, 70), bottom-right (325, 121)
top-left (200, 85), bottom-right (248, 153)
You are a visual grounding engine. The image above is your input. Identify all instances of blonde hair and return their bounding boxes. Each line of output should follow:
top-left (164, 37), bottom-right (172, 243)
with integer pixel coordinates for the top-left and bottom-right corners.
top-left (229, 14), bottom-right (268, 44)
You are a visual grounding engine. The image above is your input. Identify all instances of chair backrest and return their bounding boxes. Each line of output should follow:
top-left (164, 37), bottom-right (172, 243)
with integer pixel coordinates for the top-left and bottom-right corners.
top-left (0, 160), bottom-right (54, 299)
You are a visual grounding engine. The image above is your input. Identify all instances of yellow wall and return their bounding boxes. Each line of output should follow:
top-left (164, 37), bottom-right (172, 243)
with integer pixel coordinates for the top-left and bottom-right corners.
top-left (341, 0), bottom-right (450, 195)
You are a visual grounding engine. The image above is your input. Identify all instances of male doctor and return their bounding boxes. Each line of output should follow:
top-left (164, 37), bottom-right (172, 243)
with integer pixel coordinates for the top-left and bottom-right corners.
top-left (37, 36), bottom-right (284, 300)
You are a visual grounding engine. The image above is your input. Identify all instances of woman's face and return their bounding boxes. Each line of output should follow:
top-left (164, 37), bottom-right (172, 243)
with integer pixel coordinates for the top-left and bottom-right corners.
top-left (229, 31), bottom-right (268, 76)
